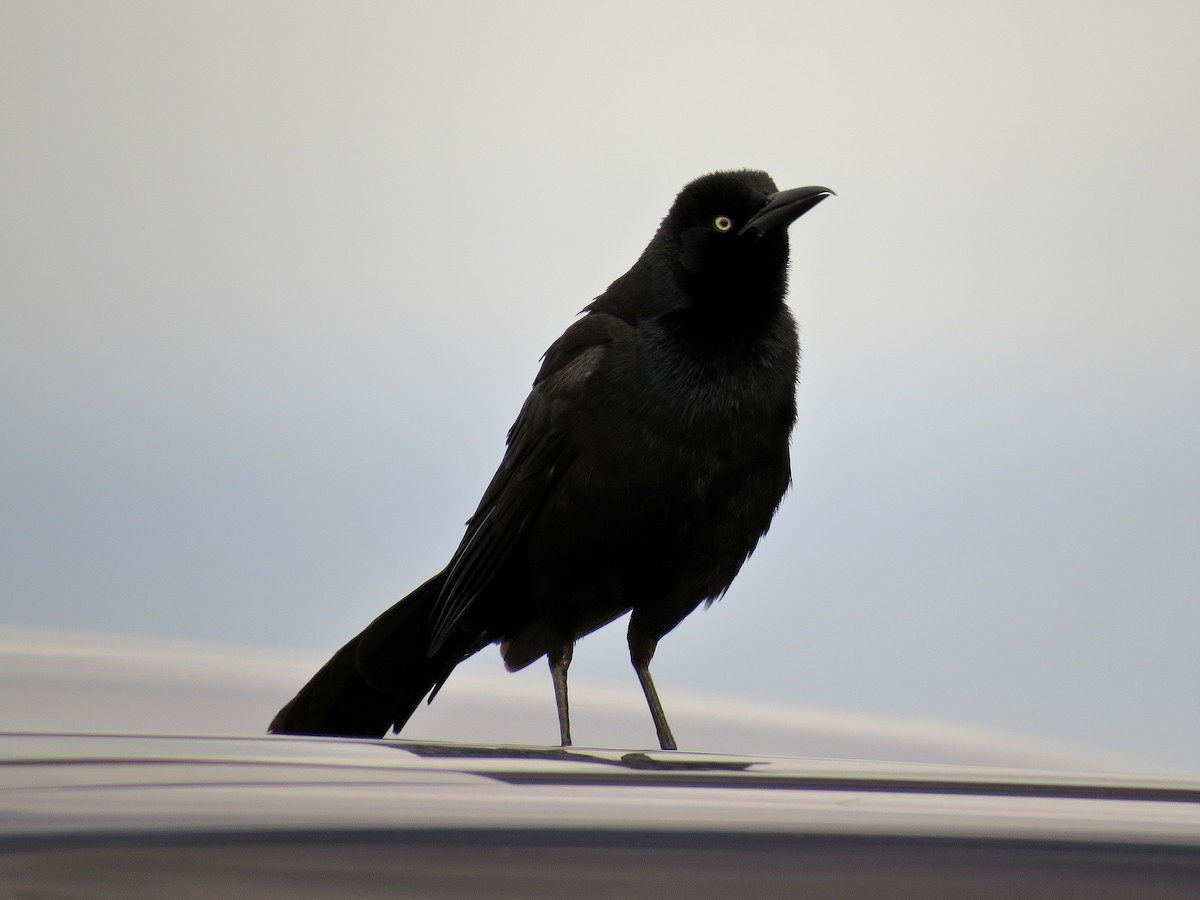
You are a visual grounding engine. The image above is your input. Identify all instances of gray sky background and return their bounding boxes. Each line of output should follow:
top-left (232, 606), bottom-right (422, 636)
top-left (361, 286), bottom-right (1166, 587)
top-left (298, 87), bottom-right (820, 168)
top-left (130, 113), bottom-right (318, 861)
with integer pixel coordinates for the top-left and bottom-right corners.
top-left (3, 2), bottom-right (1199, 769)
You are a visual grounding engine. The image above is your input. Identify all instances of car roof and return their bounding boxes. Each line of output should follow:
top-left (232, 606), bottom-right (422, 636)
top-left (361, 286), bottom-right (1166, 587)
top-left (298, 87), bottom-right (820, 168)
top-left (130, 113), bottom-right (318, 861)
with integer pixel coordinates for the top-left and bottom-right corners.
top-left (6, 732), bottom-right (1200, 896)
top-left (6, 731), bottom-right (1200, 841)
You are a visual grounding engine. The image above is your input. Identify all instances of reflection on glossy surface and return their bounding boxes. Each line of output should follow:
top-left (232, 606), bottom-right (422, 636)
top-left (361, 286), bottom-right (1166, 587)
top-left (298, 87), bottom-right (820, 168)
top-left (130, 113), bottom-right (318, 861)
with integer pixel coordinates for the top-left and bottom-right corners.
top-left (3, 732), bottom-right (1200, 897)
top-left (4, 627), bottom-right (1200, 899)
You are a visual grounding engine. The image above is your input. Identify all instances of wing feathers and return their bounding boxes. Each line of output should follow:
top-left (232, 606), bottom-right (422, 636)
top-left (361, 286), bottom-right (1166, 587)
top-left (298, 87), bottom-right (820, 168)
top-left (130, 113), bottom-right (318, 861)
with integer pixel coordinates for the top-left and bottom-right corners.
top-left (426, 314), bottom-right (629, 651)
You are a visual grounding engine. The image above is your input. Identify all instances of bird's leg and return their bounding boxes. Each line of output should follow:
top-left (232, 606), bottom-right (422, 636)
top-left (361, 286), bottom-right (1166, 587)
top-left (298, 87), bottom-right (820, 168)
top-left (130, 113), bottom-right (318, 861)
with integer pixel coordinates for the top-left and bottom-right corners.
top-left (548, 641), bottom-right (574, 747)
top-left (629, 634), bottom-right (677, 751)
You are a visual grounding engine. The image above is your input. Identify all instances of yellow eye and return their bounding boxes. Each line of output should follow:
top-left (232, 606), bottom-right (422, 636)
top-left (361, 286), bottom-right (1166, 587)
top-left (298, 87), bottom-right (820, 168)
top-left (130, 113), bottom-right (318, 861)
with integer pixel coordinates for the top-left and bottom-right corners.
top-left (713, 216), bottom-right (733, 232)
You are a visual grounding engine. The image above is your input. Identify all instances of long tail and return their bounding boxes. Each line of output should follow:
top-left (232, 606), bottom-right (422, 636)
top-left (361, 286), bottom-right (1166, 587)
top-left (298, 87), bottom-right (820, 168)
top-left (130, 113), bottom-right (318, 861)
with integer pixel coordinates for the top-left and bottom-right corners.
top-left (269, 571), bottom-right (483, 738)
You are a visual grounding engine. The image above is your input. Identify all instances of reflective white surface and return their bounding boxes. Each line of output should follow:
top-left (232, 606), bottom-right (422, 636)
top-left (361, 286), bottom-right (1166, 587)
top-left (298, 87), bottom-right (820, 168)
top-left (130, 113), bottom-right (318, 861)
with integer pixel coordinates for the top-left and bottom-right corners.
top-left (5, 630), bottom-right (1200, 898)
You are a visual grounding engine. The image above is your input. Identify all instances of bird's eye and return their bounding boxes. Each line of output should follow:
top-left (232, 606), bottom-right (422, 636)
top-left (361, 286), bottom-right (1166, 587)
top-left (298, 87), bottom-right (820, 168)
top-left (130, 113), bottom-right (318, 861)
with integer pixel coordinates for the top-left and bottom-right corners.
top-left (713, 216), bottom-right (733, 233)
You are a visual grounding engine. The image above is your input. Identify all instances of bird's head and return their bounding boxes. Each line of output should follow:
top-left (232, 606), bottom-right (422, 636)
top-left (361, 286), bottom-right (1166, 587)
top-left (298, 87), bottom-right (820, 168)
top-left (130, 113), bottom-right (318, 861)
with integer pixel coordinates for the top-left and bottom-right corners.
top-left (658, 170), bottom-right (833, 309)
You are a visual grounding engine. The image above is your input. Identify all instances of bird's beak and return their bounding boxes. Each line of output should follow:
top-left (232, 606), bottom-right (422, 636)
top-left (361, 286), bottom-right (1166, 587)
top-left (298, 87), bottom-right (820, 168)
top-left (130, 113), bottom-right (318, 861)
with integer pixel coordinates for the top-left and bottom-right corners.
top-left (740, 185), bottom-right (835, 237)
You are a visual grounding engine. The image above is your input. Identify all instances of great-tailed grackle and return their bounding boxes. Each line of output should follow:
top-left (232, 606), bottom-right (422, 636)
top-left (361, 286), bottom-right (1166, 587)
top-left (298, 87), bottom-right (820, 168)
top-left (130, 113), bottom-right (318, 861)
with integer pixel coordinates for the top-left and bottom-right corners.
top-left (270, 170), bottom-right (833, 749)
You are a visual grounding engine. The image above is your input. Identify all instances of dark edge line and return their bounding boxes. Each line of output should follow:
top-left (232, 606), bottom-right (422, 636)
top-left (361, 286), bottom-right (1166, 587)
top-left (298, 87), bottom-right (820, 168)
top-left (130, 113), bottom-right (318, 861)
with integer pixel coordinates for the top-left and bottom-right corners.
top-left (478, 770), bottom-right (1200, 804)
top-left (3, 828), bottom-right (1200, 858)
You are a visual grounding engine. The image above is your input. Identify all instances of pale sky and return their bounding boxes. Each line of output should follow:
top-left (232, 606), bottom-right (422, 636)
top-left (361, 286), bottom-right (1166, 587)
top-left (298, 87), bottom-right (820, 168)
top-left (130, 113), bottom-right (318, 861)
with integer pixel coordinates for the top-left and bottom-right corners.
top-left (3, 2), bottom-right (1199, 769)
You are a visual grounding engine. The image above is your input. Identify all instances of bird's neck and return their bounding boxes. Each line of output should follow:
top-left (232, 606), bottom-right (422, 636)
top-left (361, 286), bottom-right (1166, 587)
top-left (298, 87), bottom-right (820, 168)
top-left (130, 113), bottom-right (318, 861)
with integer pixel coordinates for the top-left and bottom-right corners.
top-left (650, 291), bottom-right (797, 393)
top-left (663, 282), bottom-right (788, 353)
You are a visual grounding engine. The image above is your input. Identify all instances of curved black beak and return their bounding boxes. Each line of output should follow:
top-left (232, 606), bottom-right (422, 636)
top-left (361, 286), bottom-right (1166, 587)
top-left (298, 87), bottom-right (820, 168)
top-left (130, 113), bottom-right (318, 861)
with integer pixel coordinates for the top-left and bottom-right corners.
top-left (740, 185), bottom-right (835, 237)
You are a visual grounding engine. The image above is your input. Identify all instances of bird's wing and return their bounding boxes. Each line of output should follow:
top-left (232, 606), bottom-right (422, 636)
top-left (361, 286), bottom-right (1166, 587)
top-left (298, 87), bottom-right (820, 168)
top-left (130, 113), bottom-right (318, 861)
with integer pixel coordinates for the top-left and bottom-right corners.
top-left (427, 312), bottom-right (630, 652)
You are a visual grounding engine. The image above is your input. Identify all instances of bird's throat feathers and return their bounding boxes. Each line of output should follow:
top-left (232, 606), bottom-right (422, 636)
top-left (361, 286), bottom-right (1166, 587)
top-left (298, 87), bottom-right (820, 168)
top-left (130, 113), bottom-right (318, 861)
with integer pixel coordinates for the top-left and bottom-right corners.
top-left (639, 306), bottom-right (799, 428)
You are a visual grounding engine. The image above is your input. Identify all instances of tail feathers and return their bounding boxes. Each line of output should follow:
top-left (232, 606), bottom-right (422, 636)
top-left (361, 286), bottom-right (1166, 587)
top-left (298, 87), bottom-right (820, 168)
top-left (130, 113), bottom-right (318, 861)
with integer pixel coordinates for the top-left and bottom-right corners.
top-left (269, 571), bottom-right (481, 739)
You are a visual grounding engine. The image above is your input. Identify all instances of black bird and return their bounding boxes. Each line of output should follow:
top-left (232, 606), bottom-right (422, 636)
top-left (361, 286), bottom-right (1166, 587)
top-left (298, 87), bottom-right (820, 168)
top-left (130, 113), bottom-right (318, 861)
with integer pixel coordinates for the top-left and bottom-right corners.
top-left (270, 170), bottom-right (833, 750)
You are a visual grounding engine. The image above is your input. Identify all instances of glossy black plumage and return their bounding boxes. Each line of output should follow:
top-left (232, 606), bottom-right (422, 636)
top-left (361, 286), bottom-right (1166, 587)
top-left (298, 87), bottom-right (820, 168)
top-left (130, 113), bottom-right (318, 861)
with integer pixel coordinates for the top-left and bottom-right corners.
top-left (270, 170), bottom-right (832, 749)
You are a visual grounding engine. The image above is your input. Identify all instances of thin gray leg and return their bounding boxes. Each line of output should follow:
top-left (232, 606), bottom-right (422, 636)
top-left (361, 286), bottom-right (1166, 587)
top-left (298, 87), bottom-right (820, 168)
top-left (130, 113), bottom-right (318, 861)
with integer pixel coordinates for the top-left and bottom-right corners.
top-left (630, 636), bottom-right (677, 751)
top-left (549, 642), bottom-right (574, 746)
